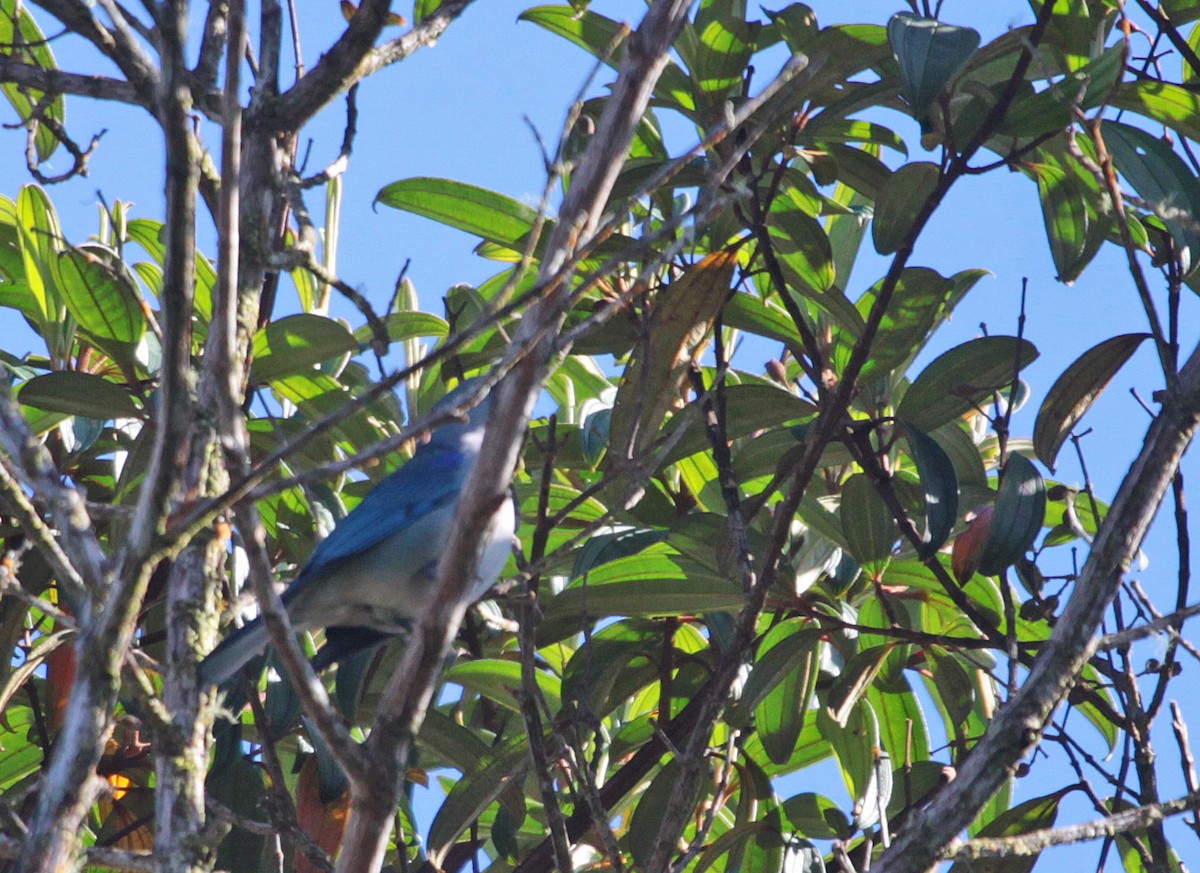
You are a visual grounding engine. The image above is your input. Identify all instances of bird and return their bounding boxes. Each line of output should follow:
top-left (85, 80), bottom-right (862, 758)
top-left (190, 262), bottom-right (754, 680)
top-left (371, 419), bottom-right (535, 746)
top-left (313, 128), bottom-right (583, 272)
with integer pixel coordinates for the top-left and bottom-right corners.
top-left (198, 379), bottom-right (517, 687)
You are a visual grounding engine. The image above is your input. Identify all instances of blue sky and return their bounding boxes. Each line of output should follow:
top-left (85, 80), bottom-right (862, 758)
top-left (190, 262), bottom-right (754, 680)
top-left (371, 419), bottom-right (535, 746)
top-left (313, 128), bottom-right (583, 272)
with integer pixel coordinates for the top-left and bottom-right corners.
top-left (3, 0), bottom-right (1199, 865)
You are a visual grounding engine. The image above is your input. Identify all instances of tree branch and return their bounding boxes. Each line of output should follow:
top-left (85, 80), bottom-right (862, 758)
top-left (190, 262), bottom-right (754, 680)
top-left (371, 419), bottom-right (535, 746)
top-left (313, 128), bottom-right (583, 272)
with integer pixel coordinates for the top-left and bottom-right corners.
top-left (876, 339), bottom-right (1200, 873)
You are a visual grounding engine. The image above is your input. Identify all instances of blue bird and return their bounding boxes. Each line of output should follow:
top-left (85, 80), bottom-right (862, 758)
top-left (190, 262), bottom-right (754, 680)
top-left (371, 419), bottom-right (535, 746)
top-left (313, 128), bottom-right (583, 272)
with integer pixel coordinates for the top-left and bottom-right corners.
top-left (199, 380), bottom-right (516, 687)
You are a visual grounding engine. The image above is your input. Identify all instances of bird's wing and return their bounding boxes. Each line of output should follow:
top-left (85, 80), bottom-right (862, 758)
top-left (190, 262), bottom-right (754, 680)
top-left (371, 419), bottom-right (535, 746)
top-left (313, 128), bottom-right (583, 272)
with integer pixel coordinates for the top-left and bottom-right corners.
top-left (294, 446), bottom-right (468, 583)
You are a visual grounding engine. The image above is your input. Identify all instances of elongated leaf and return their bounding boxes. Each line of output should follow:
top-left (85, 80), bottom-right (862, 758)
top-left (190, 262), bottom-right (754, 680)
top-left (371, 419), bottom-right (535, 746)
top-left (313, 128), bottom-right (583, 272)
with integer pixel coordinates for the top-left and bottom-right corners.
top-left (872, 162), bottom-right (939, 255)
top-left (561, 619), bottom-right (663, 716)
top-left (1033, 333), bottom-right (1149, 469)
top-left (427, 733), bottom-right (532, 865)
top-left (1025, 137), bottom-right (1112, 284)
top-left (629, 760), bottom-right (708, 866)
top-left (951, 790), bottom-right (1064, 873)
top-left (55, 246), bottom-right (146, 359)
top-left (539, 554), bottom-right (743, 643)
top-left (897, 336), bottom-right (1038, 431)
top-left (1112, 79), bottom-right (1200, 145)
top-left (781, 792), bottom-right (852, 841)
top-left (888, 13), bottom-right (980, 120)
top-left (854, 267), bottom-right (958, 381)
top-left (352, 311), bottom-right (448, 345)
top-left (901, 420), bottom-right (959, 557)
top-left (840, 473), bottom-right (896, 570)
top-left (0, 2), bottom-right (63, 161)
top-left (1030, 163), bottom-right (1088, 283)
top-left (817, 698), bottom-right (879, 801)
top-left (978, 453), bottom-right (1046, 576)
top-left (609, 250), bottom-right (735, 461)
top-left (518, 6), bottom-right (695, 113)
top-left (769, 201), bottom-right (835, 294)
top-left (375, 178), bottom-right (540, 250)
top-left (20, 372), bottom-right (141, 419)
top-left (1102, 120), bottom-right (1200, 274)
top-left (443, 659), bottom-right (562, 715)
top-left (741, 623), bottom-right (821, 763)
top-left (930, 652), bottom-right (974, 728)
top-left (16, 185), bottom-right (64, 328)
top-left (251, 314), bottom-right (359, 383)
top-left (1001, 46), bottom-right (1123, 138)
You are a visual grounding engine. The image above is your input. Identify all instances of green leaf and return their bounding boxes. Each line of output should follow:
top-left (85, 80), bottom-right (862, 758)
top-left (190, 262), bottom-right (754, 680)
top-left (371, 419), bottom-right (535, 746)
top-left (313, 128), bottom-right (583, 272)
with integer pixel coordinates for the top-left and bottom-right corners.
top-left (1111, 79), bottom-right (1200, 145)
top-left (251, 314), bottom-right (359, 383)
top-left (539, 553), bottom-right (743, 644)
top-left (952, 790), bottom-right (1064, 873)
top-left (929, 652), bottom-right (974, 728)
top-left (561, 619), bottom-right (663, 716)
top-left (1102, 120), bottom-right (1200, 274)
top-left (629, 760), bottom-right (707, 867)
top-left (806, 119), bottom-right (907, 156)
top-left (443, 658), bottom-right (562, 715)
top-left (817, 697), bottom-right (879, 801)
top-left (518, 6), bottom-right (695, 113)
top-left (690, 16), bottom-right (758, 98)
top-left (723, 291), bottom-right (803, 350)
top-left (56, 245), bottom-right (145, 350)
top-left (1029, 163), bottom-right (1089, 284)
top-left (1033, 333), bottom-right (1149, 470)
top-left (1001, 46), bottom-right (1123, 138)
top-left (16, 185), bottom-right (65, 328)
top-left (768, 199), bottom-right (835, 294)
top-left (747, 623), bottom-right (821, 764)
top-left (887, 13), bottom-right (980, 121)
top-left (19, 371), bottom-right (141, 419)
top-left (872, 162), bottom-right (939, 255)
top-left (781, 792), bottom-right (851, 841)
top-left (414, 0), bottom-right (442, 24)
top-left (375, 177), bottom-right (541, 251)
top-left (854, 267), bottom-right (964, 381)
top-left (901, 420), bottom-right (959, 558)
top-left (0, 2), bottom-right (63, 162)
top-left (352, 310), bottom-right (448, 345)
top-left (840, 473), bottom-right (896, 568)
top-left (978, 453), bottom-right (1046, 576)
top-left (897, 336), bottom-right (1039, 431)
top-left (427, 733), bottom-right (532, 865)
top-left (728, 622), bottom-right (822, 727)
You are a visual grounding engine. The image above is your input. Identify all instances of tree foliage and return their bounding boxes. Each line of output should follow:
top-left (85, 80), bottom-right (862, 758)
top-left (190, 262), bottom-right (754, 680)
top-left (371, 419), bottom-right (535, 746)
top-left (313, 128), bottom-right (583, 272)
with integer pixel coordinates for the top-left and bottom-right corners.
top-left (1, 0), bottom-right (1200, 871)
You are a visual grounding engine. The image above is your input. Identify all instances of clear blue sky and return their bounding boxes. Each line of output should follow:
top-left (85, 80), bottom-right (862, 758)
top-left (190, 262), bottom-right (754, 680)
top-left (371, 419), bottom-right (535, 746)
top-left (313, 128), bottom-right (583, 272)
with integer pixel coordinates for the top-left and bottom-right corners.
top-left (2, 0), bottom-right (1198, 865)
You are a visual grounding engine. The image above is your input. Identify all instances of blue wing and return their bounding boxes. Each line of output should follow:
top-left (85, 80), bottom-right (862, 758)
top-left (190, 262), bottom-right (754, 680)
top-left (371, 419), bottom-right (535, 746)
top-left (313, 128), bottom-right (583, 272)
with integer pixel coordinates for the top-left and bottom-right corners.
top-left (293, 446), bottom-right (469, 584)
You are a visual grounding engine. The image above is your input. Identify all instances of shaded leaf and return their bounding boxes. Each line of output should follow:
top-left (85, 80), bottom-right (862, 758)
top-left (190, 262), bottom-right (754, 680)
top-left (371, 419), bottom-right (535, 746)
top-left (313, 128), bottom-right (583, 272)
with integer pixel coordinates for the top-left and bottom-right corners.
top-left (1102, 120), bottom-right (1200, 274)
top-left (1033, 333), bottom-right (1149, 469)
top-left (872, 162), bottom-right (939, 255)
top-left (888, 13), bottom-right (980, 120)
top-left (978, 453), bottom-right (1046, 576)
top-left (428, 733), bottom-right (532, 865)
top-left (20, 371), bottom-right (141, 419)
top-left (897, 336), bottom-right (1038, 431)
top-left (901, 420), bottom-right (959, 557)
top-left (609, 250), bottom-right (735, 461)
top-left (840, 473), bottom-right (896, 568)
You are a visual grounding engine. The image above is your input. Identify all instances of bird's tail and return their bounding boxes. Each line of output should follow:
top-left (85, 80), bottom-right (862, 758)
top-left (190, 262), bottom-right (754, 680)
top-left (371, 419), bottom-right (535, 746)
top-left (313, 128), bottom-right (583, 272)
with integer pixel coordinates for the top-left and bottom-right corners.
top-left (198, 619), bottom-right (268, 687)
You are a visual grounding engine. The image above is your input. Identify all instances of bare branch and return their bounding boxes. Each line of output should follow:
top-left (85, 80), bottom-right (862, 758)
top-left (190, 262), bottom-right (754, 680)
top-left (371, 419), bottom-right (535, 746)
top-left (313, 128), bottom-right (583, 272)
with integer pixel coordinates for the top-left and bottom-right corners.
top-left (264, 0), bottom-right (475, 130)
top-left (0, 55), bottom-right (141, 103)
top-left (945, 792), bottom-right (1200, 860)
